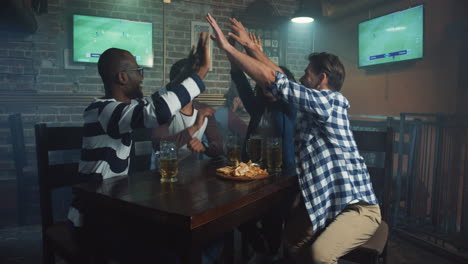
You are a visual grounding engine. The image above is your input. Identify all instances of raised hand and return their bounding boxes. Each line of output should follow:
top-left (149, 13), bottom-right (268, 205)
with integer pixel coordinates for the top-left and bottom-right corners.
top-left (227, 18), bottom-right (252, 48)
top-left (206, 13), bottom-right (232, 52)
top-left (249, 32), bottom-right (263, 52)
top-left (192, 32), bottom-right (210, 78)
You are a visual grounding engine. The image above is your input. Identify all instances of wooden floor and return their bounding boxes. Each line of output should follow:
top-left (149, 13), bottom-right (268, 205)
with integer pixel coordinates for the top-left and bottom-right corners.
top-left (0, 225), bottom-right (464, 264)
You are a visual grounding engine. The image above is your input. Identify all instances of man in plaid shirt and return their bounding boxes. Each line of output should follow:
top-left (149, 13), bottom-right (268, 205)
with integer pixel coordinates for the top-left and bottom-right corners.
top-left (207, 14), bottom-right (381, 264)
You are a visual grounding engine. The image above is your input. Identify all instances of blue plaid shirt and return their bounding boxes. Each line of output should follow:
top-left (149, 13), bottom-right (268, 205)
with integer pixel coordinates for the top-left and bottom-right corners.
top-left (266, 72), bottom-right (378, 232)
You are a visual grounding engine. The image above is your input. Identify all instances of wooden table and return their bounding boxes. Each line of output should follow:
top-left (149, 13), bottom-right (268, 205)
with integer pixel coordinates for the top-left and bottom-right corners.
top-left (73, 158), bottom-right (298, 263)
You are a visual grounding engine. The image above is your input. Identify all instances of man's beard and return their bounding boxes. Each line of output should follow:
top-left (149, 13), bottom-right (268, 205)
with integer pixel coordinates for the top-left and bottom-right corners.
top-left (125, 85), bottom-right (144, 99)
top-left (134, 89), bottom-right (144, 99)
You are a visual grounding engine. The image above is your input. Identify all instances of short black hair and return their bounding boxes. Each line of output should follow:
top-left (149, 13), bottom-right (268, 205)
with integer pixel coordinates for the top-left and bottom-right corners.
top-left (98, 48), bottom-right (132, 91)
top-left (308, 52), bottom-right (345, 91)
top-left (167, 58), bottom-right (194, 91)
top-left (169, 58), bottom-right (191, 81)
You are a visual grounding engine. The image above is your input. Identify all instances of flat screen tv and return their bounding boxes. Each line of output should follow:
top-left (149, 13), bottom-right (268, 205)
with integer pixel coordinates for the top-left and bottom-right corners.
top-left (73, 14), bottom-right (153, 67)
top-left (358, 5), bottom-right (423, 67)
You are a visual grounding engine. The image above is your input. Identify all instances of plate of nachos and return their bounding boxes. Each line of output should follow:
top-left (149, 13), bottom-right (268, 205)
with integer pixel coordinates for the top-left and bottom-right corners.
top-left (216, 161), bottom-right (269, 181)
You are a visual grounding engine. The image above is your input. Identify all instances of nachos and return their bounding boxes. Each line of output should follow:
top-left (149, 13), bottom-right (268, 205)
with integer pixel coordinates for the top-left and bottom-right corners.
top-left (216, 161), bottom-right (268, 179)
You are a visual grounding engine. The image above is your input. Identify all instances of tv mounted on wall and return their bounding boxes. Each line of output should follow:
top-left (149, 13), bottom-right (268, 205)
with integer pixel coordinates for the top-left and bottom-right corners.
top-left (358, 5), bottom-right (423, 67)
top-left (73, 14), bottom-right (153, 68)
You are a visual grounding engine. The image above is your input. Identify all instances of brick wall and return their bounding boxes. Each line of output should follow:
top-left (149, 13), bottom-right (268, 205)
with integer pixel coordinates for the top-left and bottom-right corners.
top-left (0, 0), bottom-right (310, 225)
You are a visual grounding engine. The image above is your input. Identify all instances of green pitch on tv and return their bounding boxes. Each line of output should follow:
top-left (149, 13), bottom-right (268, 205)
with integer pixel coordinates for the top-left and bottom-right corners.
top-left (358, 5), bottom-right (423, 67)
top-left (73, 14), bottom-right (153, 68)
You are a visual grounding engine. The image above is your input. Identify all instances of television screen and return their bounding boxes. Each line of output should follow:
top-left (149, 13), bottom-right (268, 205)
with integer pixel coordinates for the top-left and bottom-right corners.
top-left (73, 14), bottom-right (153, 67)
top-left (358, 5), bottom-right (423, 67)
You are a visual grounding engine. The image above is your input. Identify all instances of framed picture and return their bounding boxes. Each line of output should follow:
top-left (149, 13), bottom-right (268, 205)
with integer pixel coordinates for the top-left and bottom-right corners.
top-left (191, 21), bottom-right (213, 70)
top-left (245, 25), bottom-right (284, 66)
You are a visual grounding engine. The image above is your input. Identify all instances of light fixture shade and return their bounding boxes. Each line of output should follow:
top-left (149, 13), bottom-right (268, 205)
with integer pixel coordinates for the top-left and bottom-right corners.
top-left (291, 0), bottom-right (321, 23)
top-left (291, 16), bottom-right (314, 23)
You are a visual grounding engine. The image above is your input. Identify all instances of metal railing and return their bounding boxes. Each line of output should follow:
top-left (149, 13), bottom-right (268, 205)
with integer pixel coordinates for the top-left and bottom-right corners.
top-left (394, 113), bottom-right (468, 243)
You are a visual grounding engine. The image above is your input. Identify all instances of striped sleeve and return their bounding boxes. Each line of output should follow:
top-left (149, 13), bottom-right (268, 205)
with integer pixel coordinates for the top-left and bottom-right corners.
top-left (98, 74), bottom-right (205, 135)
top-left (265, 71), bottom-right (333, 120)
top-left (153, 73), bottom-right (205, 125)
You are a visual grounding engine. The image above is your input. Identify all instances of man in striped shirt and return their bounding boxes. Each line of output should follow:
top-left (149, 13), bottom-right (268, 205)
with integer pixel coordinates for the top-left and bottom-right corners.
top-left (207, 15), bottom-right (381, 264)
top-left (68, 34), bottom-right (212, 262)
top-left (78, 44), bottom-right (210, 182)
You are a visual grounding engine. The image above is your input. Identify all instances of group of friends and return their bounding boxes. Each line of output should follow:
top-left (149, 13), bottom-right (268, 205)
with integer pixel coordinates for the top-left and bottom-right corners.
top-left (68, 13), bottom-right (382, 264)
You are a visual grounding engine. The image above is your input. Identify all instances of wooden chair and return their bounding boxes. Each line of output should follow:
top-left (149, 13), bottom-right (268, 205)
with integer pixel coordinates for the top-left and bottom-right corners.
top-left (8, 113), bottom-right (28, 225)
top-left (0, 113), bottom-right (29, 226)
top-left (129, 127), bottom-right (154, 173)
top-left (35, 123), bottom-right (94, 264)
top-left (340, 128), bottom-right (394, 264)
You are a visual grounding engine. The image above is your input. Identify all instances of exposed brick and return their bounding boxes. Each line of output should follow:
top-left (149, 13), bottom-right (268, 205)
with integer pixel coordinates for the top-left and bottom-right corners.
top-left (57, 115), bottom-right (71, 122)
top-left (40, 115), bottom-right (56, 123)
top-left (71, 115), bottom-right (83, 122)
top-left (0, 0), bottom-right (303, 184)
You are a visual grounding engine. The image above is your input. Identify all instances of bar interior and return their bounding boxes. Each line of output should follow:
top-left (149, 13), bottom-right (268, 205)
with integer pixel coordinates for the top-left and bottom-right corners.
top-left (1, 0), bottom-right (467, 263)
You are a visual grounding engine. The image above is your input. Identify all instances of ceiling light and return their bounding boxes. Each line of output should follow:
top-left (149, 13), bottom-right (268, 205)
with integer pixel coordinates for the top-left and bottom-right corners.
top-left (291, 17), bottom-right (314, 23)
top-left (291, 0), bottom-right (321, 24)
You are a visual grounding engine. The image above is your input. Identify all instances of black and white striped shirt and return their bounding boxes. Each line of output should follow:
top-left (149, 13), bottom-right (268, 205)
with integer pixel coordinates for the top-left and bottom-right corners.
top-left (78, 74), bottom-right (205, 180)
top-left (69, 74), bottom-right (205, 226)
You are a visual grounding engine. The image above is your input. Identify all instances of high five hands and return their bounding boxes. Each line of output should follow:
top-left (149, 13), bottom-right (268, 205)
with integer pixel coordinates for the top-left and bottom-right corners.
top-left (190, 31), bottom-right (211, 78)
top-left (206, 14), bottom-right (262, 52)
top-left (206, 13), bottom-right (278, 89)
top-left (206, 13), bottom-right (232, 52)
top-left (249, 32), bottom-right (263, 52)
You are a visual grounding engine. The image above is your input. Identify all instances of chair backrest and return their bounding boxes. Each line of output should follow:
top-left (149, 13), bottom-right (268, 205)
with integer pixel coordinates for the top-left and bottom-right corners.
top-left (9, 113), bottom-right (27, 169)
top-left (9, 113), bottom-right (28, 225)
top-left (352, 128), bottom-right (394, 221)
top-left (35, 123), bottom-right (83, 230)
top-left (129, 127), bottom-right (154, 173)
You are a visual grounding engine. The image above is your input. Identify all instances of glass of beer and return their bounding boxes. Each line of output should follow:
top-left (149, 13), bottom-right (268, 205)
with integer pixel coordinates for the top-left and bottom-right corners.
top-left (226, 135), bottom-right (241, 165)
top-left (266, 137), bottom-right (282, 174)
top-left (247, 135), bottom-right (263, 164)
top-left (160, 141), bottom-right (178, 182)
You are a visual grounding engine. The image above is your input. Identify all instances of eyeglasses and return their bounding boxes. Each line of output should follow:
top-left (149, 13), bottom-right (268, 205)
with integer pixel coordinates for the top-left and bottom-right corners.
top-left (125, 67), bottom-right (144, 77)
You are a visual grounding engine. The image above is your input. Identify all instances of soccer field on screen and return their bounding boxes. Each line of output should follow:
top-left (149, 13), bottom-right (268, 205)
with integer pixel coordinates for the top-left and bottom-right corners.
top-left (73, 15), bottom-right (153, 67)
top-left (358, 5), bottom-right (423, 67)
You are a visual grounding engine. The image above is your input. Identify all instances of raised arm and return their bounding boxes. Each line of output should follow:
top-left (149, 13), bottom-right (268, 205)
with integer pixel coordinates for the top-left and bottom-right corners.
top-left (206, 14), bottom-right (276, 89)
top-left (266, 72), bottom-right (334, 120)
top-left (227, 18), bottom-right (282, 74)
top-left (231, 70), bottom-right (262, 116)
top-left (226, 36), bottom-right (261, 116)
top-left (98, 33), bottom-right (211, 136)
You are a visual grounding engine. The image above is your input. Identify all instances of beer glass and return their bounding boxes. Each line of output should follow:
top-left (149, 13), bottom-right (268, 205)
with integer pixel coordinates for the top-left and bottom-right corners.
top-left (226, 135), bottom-right (241, 165)
top-left (160, 141), bottom-right (178, 182)
top-left (247, 135), bottom-right (263, 164)
top-left (266, 137), bottom-right (282, 173)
